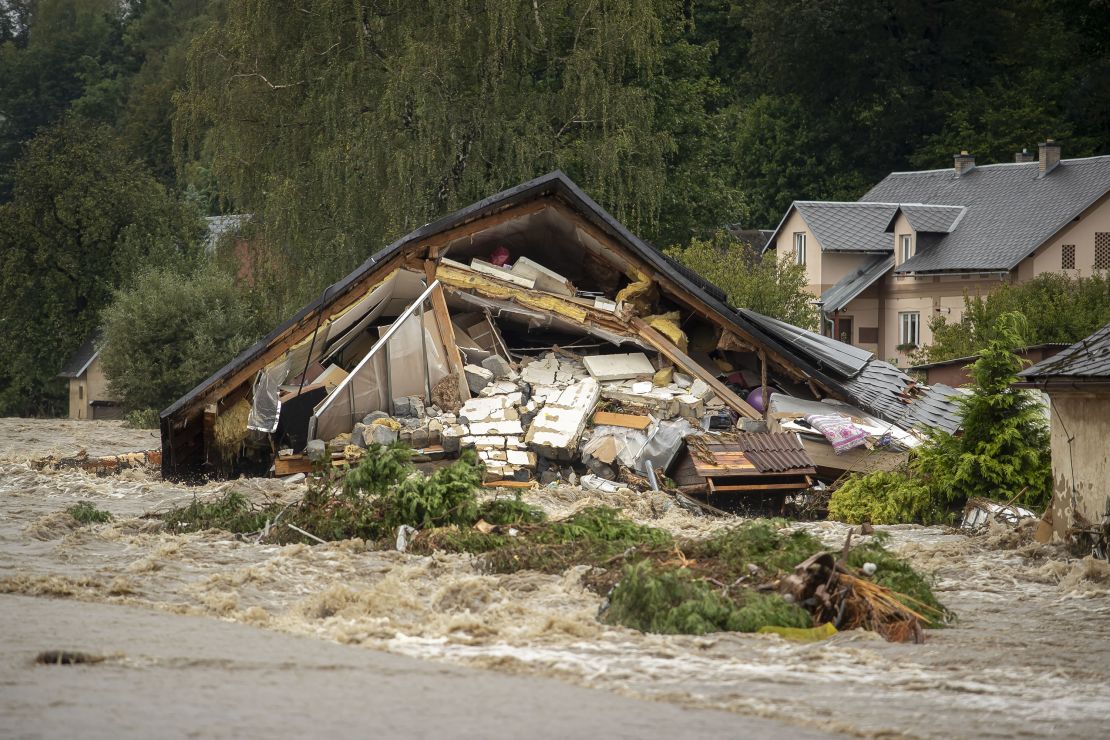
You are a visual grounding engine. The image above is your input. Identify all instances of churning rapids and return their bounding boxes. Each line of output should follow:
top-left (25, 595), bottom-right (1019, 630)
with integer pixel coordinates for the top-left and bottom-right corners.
top-left (2, 419), bottom-right (1109, 738)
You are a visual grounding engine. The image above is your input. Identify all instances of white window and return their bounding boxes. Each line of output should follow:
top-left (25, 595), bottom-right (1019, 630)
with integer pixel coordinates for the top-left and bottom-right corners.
top-left (793, 232), bottom-right (806, 266)
top-left (900, 234), bottom-right (912, 263)
top-left (899, 311), bottom-right (920, 348)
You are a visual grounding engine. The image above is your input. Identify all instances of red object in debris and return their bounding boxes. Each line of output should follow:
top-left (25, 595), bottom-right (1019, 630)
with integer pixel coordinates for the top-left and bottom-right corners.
top-left (489, 246), bottom-right (511, 266)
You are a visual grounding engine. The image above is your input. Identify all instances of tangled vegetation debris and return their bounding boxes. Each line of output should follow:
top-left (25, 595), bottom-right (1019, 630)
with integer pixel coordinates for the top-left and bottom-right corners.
top-left (155, 443), bottom-right (948, 641)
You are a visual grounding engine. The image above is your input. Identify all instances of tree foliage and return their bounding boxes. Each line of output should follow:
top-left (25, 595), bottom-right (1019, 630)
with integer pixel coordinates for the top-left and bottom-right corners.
top-left (98, 265), bottom-right (266, 413)
top-left (665, 230), bottom-right (818, 329)
top-left (912, 274), bottom-right (1110, 364)
top-left (0, 117), bottom-right (202, 415)
top-left (175, 0), bottom-right (698, 313)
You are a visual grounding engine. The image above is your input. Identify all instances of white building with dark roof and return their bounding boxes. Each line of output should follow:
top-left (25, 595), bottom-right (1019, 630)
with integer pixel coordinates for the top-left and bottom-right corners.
top-left (765, 141), bottom-right (1110, 364)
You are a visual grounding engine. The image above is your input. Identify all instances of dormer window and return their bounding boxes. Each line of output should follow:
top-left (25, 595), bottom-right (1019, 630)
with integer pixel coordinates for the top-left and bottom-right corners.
top-left (793, 232), bottom-right (806, 266)
top-left (899, 234), bottom-right (912, 263)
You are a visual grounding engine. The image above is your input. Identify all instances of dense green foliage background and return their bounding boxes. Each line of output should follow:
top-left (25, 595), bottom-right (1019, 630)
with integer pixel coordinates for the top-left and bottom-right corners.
top-left (1, 0), bottom-right (1107, 415)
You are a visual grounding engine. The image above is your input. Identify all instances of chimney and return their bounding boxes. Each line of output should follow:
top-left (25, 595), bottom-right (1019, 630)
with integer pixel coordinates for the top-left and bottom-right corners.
top-left (1039, 139), bottom-right (1061, 175)
top-left (954, 150), bottom-right (975, 177)
top-left (1015, 148), bottom-right (1035, 163)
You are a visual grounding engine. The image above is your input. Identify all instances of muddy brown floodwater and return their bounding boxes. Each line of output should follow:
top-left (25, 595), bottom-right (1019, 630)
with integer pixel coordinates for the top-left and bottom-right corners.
top-left (2, 418), bottom-right (1109, 738)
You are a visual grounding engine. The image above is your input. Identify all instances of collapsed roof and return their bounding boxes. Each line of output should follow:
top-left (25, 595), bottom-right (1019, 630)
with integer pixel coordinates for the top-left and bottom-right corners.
top-left (160, 171), bottom-right (963, 480)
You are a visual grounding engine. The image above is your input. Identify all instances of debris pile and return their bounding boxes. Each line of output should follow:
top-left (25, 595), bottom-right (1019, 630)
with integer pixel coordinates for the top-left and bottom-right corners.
top-left (160, 175), bottom-right (965, 518)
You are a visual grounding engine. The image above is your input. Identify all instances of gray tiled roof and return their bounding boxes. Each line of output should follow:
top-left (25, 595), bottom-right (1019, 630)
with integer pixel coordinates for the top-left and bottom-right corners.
top-left (862, 156), bottom-right (1110, 273)
top-left (740, 310), bottom-right (874, 378)
top-left (1019, 321), bottom-right (1110, 381)
top-left (843, 361), bottom-right (966, 435)
top-left (58, 335), bottom-right (99, 378)
top-left (820, 254), bottom-right (893, 312)
top-left (738, 310), bottom-right (965, 434)
top-left (894, 204), bottom-right (966, 233)
top-left (794, 202), bottom-right (898, 253)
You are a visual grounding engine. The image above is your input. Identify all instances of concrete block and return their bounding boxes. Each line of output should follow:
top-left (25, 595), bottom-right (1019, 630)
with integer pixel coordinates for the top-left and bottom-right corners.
top-left (468, 420), bottom-right (524, 436)
top-left (521, 357), bottom-right (559, 385)
top-left (392, 396), bottom-right (413, 417)
top-left (690, 378), bottom-right (712, 400)
top-left (306, 439), bottom-right (327, 462)
top-left (673, 372), bottom-right (693, 389)
top-left (351, 422), bottom-right (370, 448)
top-left (509, 256), bottom-right (575, 296)
top-left (677, 394), bottom-right (704, 419)
top-left (472, 435), bottom-right (506, 449)
top-left (506, 449), bottom-right (537, 467)
top-left (583, 353), bottom-right (655, 381)
top-left (481, 355), bottom-right (513, 379)
top-left (464, 364), bottom-right (494, 393)
top-left (362, 410), bottom-right (390, 424)
top-left (631, 380), bottom-right (654, 394)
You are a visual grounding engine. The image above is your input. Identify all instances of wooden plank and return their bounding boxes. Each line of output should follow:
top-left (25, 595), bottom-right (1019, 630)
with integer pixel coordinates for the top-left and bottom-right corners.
top-left (481, 480), bottom-right (535, 489)
top-left (759, 348), bottom-right (769, 421)
top-left (420, 200), bottom-right (551, 251)
top-left (592, 411), bottom-right (653, 430)
top-left (425, 276), bottom-right (471, 402)
top-left (708, 481), bottom-right (812, 492)
top-left (631, 318), bottom-right (761, 420)
top-left (274, 455), bottom-right (313, 476)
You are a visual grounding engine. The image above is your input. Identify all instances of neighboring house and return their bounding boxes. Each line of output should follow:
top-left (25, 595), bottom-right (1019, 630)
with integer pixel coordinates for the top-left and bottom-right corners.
top-left (57, 336), bottom-right (122, 420)
top-left (765, 141), bottom-right (1110, 364)
top-left (909, 343), bottom-right (1068, 387)
top-left (1016, 322), bottom-right (1110, 550)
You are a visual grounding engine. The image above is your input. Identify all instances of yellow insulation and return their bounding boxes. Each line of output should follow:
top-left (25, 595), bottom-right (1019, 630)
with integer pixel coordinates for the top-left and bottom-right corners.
top-left (643, 311), bottom-right (688, 353)
top-left (615, 268), bottom-right (657, 315)
top-left (436, 262), bottom-right (590, 324)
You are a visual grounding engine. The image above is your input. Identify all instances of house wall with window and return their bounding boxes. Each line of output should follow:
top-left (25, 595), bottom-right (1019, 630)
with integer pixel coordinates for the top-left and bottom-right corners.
top-left (66, 355), bottom-right (122, 420)
top-left (771, 221), bottom-right (876, 298)
top-left (773, 210), bottom-right (821, 292)
top-left (1025, 192), bottom-right (1110, 278)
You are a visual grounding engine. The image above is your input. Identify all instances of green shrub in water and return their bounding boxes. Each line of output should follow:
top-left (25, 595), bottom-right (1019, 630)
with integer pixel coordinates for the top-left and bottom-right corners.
top-left (478, 495), bottom-right (546, 526)
top-left (828, 469), bottom-right (945, 525)
top-left (686, 520), bottom-right (823, 575)
top-left (67, 502), bottom-right (112, 524)
top-left (163, 491), bottom-right (275, 534)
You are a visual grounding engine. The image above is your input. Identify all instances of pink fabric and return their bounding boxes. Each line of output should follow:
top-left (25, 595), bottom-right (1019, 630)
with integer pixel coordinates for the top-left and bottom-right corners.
top-left (489, 246), bottom-right (511, 266)
top-left (805, 413), bottom-right (869, 454)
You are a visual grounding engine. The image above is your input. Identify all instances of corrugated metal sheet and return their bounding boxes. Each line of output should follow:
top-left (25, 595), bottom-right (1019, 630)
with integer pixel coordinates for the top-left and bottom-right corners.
top-left (733, 432), bottom-right (816, 473)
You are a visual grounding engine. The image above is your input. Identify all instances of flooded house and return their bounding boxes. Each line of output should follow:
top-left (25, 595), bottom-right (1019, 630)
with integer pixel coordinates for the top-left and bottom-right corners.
top-left (160, 172), bottom-right (962, 497)
top-left (58, 335), bottom-right (122, 420)
top-left (1017, 321), bottom-right (1110, 552)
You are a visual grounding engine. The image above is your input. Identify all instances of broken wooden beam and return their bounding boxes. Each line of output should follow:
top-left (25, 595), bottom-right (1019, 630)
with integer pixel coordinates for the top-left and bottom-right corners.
top-left (631, 318), bottom-right (761, 420)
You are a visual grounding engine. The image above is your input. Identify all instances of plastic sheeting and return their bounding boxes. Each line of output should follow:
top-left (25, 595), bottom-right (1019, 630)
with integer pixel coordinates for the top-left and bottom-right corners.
top-left (636, 419), bottom-right (698, 475)
top-left (310, 282), bottom-right (450, 442)
top-left (246, 357), bottom-right (290, 433)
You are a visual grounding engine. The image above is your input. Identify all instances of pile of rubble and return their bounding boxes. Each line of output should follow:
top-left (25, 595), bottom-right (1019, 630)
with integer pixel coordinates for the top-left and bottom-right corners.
top-left (303, 349), bottom-right (731, 489)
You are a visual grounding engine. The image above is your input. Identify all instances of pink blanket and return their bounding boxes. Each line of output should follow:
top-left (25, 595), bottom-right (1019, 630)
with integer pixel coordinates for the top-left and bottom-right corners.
top-left (805, 414), bottom-right (869, 454)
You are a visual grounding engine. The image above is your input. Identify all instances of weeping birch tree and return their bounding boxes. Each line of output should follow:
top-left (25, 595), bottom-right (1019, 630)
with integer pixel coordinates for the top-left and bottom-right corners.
top-left (177, 0), bottom-right (686, 315)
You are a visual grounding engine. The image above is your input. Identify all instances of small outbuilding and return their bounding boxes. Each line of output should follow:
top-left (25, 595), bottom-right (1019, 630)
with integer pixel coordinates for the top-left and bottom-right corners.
top-left (57, 335), bottom-right (122, 420)
top-left (1017, 322), bottom-right (1110, 552)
